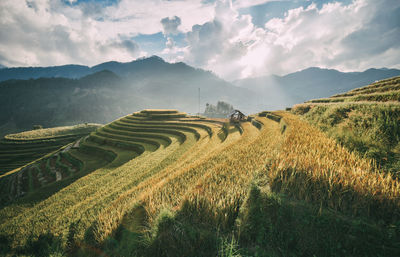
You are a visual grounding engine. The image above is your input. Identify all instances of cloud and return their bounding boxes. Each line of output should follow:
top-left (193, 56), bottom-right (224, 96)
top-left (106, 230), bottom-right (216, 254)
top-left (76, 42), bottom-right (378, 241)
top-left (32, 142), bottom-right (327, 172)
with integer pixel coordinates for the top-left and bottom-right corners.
top-left (182, 0), bottom-right (400, 80)
top-left (259, 0), bottom-right (400, 74)
top-left (161, 16), bottom-right (182, 35)
top-left (232, 0), bottom-right (276, 9)
top-left (184, 0), bottom-right (257, 79)
top-left (0, 0), bottom-right (213, 67)
top-left (0, 0), bottom-right (398, 80)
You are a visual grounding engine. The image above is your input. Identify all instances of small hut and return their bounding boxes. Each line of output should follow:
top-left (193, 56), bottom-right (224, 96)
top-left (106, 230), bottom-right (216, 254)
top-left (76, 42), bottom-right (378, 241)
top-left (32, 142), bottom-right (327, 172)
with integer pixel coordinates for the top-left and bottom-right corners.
top-left (229, 110), bottom-right (246, 122)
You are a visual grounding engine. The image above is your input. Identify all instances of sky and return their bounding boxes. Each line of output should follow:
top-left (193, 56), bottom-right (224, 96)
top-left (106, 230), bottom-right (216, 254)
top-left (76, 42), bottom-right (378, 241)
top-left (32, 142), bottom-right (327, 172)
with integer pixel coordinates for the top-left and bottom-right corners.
top-left (0, 0), bottom-right (399, 80)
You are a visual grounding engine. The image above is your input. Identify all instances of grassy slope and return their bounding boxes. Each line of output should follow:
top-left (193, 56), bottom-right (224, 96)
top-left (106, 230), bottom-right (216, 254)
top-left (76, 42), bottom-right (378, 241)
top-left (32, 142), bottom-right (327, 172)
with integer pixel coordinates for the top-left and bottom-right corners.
top-left (5, 124), bottom-right (101, 140)
top-left (101, 112), bottom-right (399, 257)
top-left (0, 124), bottom-right (100, 176)
top-left (0, 108), bottom-right (399, 256)
top-left (0, 111), bottom-right (232, 254)
top-left (294, 76), bottom-right (400, 175)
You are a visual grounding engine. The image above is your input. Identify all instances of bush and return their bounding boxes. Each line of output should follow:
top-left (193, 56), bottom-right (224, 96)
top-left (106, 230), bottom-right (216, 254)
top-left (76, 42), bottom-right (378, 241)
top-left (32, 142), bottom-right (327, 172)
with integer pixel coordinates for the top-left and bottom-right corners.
top-left (237, 185), bottom-right (400, 257)
top-left (33, 124), bottom-right (43, 130)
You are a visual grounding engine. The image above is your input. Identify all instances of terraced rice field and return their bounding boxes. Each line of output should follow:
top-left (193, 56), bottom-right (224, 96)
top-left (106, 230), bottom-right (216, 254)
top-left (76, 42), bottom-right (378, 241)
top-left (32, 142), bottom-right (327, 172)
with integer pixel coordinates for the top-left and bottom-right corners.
top-left (0, 135), bottom-right (81, 176)
top-left (1, 108), bottom-right (398, 256)
top-left (305, 76), bottom-right (400, 104)
top-left (0, 110), bottom-right (261, 247)
top-left (293, 75), bottom-right (400, 176)
top-left (0, 124), bottom-right (99, 175)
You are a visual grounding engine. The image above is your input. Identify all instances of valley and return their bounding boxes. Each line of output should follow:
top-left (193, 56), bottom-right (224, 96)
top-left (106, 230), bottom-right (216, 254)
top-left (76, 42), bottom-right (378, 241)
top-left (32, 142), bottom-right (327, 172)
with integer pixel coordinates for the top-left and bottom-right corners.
top-left (0, 78), bottom-right (399, 255)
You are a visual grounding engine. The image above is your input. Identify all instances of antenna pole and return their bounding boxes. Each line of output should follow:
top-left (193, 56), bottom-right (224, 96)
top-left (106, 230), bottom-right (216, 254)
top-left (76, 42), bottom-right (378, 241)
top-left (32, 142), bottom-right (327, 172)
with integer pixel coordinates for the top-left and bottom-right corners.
top-left (198, 87), bottom-right (200, 115)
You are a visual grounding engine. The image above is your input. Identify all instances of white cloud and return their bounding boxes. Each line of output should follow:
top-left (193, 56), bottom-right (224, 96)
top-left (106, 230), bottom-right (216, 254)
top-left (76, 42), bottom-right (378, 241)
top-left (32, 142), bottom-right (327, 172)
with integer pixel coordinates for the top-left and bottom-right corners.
top-left (184, 0), bottom-right (258, 79)
top-left (161, 16), bottom-right (181, 35)
top-left (232, 0), bottom-right (277, 9)
top-left (0, 0), bottom-right (213, 67)
top-left (182, 0), bottom-right (400, 80)
top-left (0, 0), bottom-right (398, 80)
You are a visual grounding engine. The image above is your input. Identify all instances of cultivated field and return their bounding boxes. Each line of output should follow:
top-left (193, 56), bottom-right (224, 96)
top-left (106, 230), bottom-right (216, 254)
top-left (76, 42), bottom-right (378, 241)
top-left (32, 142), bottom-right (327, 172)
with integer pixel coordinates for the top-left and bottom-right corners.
top-left (0, 124), bottom-right (99, 176)
top-left (0, 101), bottom-right (399, 256)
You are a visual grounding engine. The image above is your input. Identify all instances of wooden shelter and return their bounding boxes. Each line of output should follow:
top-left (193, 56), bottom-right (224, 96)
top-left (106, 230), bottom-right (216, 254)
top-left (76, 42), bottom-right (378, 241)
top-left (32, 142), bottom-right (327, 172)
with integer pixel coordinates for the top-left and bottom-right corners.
top-left (229, 110), bottom-right (246, 122)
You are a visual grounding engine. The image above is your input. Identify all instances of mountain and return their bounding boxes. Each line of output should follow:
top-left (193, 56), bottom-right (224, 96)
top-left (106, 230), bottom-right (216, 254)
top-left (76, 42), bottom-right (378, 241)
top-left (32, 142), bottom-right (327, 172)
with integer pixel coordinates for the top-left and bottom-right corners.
top-left (0, 58), bottom-right (255, 136)
top-left (0, 56), bottom-right (213, 82)
top-left (0, 70), bottom-right (135, 136)
top-left (234, 67), bottom-right (400, 110)
top-left (0, 64), bottom-right (6, 69)
top-left (2, 57), bottom-right (399, 136)
top-left (0, 64), bottom-right (91, 81)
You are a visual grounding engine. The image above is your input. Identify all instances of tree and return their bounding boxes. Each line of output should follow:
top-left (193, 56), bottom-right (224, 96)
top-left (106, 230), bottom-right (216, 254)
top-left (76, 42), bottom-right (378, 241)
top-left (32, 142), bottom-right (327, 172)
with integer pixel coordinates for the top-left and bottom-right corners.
top-left (33, 125), bottom-right (43, 130)
top-left (204, 101), bottom-right (234, 118)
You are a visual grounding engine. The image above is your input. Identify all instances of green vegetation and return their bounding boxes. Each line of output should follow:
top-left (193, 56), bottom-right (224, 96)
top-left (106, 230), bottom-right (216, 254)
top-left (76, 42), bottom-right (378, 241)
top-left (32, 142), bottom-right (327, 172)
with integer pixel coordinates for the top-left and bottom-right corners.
top-left (204, 101), bottom-right (234, 118)
top-left (0, 103), bottom-right (399, 256)
top-left (5, 124), bottom-right (100, 140)
top-left (0, 123), bottom-right (100, 175)
top-left (306, 76), bottom-right (400, 103)
top-left (294, 76), bottom-right (400, 176)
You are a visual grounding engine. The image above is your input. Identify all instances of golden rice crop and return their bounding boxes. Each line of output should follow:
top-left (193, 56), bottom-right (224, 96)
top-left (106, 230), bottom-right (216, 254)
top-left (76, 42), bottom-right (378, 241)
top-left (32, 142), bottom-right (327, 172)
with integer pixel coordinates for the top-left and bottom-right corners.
top-left (268, 112), bottom-right (400, 221)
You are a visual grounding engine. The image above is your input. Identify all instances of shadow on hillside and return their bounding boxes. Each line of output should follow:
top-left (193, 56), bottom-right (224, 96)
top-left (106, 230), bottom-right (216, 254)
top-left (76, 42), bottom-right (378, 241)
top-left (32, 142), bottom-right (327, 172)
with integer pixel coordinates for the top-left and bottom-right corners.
top-left (237, 185), bottom-right (400, 257)
top-left (78, 186), bottom-right (400, 257)
top-left (269, 168), bottom-right (400, 223)
top-left (78, 198), bottom-right (238, 257)
top-left (0, 160), bottom-right (106, 210)
top-left (0, 232), bottom-right (64, 257)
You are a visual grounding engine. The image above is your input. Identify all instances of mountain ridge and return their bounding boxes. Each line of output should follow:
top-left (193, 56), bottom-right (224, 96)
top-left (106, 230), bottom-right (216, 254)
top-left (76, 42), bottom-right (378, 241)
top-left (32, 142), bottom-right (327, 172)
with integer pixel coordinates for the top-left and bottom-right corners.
top-left (234, 66), bottom-right (400, 109)
top-left (0, 61), bottom-right (255, 137)
top-left (1, 56), bottom-right (400, 136)
top-left (0, 56), bottom-right (212, 82)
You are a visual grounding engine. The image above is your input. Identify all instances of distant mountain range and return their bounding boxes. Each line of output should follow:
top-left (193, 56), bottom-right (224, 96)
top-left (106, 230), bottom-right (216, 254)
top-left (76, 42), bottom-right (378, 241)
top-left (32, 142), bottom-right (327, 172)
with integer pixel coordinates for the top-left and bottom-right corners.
top-left (0, 56), bottom-right (399, 136)
top-left (0, 56), bottom-right (254, 136)
top-left (234, 67), bottom-right (400, 110)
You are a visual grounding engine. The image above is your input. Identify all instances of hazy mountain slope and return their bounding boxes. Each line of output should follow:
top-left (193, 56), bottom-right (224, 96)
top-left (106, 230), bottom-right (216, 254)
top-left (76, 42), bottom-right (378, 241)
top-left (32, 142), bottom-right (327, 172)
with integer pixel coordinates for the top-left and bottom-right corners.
top-left (0, 58), bottom-right (256, 136)
top-left (235, 67), bottom-right (400, 110)
top-left (0, 70), bottom-right (144, 136)
top-left (0, 64), bottom-right (91, 81)
top-left (90, 56), bottom-right (256, 113)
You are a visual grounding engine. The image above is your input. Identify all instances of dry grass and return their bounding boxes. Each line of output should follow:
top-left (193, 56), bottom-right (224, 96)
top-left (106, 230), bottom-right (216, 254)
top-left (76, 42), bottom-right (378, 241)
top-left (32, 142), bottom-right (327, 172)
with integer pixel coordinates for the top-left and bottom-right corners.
top-left (1, 107), bottom-right (399, 254)
top-left (268, 112), bottom-right (400, 221)
top-left (5, 123), bottom-right (100, 140)
top-left (0, 111), bottom-right (228, 249)
top-left (92, 123), bottom-right (242, 242)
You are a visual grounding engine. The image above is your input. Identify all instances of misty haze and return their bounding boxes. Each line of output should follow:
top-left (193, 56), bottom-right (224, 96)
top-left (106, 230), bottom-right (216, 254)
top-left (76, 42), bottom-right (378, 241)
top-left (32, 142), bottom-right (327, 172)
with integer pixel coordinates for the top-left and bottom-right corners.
top-left (0, 0), bottom-right (399, 256)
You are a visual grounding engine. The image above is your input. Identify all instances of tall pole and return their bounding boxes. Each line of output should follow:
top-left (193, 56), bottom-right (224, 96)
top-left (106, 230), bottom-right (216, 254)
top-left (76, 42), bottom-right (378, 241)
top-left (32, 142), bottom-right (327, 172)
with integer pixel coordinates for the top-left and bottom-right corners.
top-left (198, 87), bottom-right (200, 115)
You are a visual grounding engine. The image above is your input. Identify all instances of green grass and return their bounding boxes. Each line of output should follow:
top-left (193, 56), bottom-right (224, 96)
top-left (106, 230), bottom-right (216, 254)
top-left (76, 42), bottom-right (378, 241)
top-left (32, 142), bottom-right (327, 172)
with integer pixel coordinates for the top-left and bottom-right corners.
top-left (236, 182), bottom-right (400, 257)
top-left (251, 119), bottom-right (263, 130)
top-left (293, 76), bottom-right (400, 176)
top-left (5, 123), bottom-right (101, 140)
top-left (0, 124), bottom-right (99, 175)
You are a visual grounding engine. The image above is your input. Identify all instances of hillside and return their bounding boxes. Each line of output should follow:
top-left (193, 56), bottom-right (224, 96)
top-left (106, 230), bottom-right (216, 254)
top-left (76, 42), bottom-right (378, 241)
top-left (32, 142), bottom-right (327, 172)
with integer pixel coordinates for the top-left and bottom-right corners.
top-left (2, 58), bottom-right (399, 123)
top-left (0, 109), bottom-right (398, 256)
top-left (235, 67), bottom-right (400, 110)
top-left (0, 64), bottom-right (91, 81)
top-left (0, 124), bottom-right (100, 176)
top-left (293, 76), bottom-right (400, 175)
top-left (0, 57), bottom-right (255, 137)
